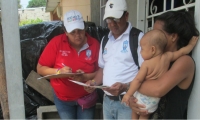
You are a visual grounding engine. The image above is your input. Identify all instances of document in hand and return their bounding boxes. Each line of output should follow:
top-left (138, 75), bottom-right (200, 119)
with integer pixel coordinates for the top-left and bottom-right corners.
top-left (37, 73), bottom-right (83, 80)
top-left (69, 80), bottom-right (109, 89)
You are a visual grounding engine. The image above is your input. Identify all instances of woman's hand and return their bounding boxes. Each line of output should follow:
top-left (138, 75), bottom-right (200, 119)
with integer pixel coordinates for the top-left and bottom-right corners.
top-left (84, 80), bottom-right (96, 93)
top-left (129, 96), bottom-right (148, 115)
top-left (69, 69), bottom-right (85, 81)
top-left (58, 66), bottom-right (72, 73)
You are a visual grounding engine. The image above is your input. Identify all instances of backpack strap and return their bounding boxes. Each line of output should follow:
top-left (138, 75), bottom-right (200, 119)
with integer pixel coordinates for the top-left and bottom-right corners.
top-left (101, 27), bottom-right (142, 70)
top-left (129, 27), bottom-right (142, 70)
top-left (102, 35), bottom-right (109, 54)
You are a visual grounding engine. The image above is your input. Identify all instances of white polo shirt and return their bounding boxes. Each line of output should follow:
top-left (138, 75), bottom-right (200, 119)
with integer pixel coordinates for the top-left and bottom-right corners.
top-left (98, 22), bottom-right (144, 96)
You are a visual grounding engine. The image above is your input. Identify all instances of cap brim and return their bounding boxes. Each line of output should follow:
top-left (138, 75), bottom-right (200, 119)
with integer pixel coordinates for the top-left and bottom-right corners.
top-left (103, 10), bottom-right (124, 20)
top-left (64, 22), bottom-right (84, 33)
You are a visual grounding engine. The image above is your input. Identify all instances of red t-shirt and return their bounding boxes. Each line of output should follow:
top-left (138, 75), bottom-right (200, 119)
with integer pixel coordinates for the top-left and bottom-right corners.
top-left (38, 33), bottom-right (100, 101)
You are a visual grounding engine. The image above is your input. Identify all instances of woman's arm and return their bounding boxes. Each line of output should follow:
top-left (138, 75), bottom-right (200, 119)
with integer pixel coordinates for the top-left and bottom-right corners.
top-left (92, 68), bottom-right (103, 85)
top-left (138, 55), bottom-right (195, 97)
top-left (68, 70), bottom-right (98, 82)
top-left (37, 63), bottom-right (72, 76)
top-left (84, 68), bottom-right (103, 93)
top-left (37, 63), bottom-right (57, 76)
top-left (82, 71), bottom-right (97, 81)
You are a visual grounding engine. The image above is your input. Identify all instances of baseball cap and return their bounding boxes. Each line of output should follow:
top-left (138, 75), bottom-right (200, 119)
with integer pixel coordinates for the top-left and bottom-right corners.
top-left (64, 10), bottom-right (84, 33)
top-left (103, 0), bottom-right (127, 20)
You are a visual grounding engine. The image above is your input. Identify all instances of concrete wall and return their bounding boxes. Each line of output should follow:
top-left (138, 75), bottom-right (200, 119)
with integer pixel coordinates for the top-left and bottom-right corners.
top-left (127, 0), bottom-right (138, 27)
top-left (61, 0), bottom-right (91, 22)
top-left (18, 7), bottom-right (50, 22)
top-left (47, 0), bottom-right (138, 27)
top-left (90, 0), bottom-right (138, 27)
top-left (90, 0), bottom-right (100, 26)
top-left (188, 1), bottom-right (200, 118)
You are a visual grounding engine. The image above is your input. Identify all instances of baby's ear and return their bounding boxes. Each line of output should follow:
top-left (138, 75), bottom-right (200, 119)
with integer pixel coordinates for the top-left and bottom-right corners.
top-left (171, 33), bottom-right (178, 43)
top-left (151, 46), bottom-right (156, 55)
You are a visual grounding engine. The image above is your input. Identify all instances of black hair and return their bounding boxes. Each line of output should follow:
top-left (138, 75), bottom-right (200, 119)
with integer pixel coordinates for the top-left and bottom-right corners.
top-left (61, 21), bottom-right (66, 32)
top-left (155, 11), bottom-right (199, 49)
top-left (122, 11), bottom-right (127, 16)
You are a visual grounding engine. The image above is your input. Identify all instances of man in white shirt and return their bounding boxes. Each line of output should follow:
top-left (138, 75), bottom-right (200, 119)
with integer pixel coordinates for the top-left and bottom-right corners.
top-left (86, 0), bottom-right (144, 119)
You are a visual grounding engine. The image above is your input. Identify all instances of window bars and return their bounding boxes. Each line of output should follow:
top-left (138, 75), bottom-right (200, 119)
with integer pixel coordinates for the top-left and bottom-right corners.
top-left (146, 0), bottom-right (195, 31)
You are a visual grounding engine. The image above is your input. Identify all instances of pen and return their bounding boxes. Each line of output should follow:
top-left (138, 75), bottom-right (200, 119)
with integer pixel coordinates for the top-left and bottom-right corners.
top-left (62, 63), bottom-right (72, 71)
top-left (61, 63), bottom-right (66, 67)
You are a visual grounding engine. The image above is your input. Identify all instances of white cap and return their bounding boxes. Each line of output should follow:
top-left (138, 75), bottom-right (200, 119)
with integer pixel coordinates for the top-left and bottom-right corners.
top-left (64, 10), bottom-right (84, 33)
top-left (103, 0), bottom-right (127, 20)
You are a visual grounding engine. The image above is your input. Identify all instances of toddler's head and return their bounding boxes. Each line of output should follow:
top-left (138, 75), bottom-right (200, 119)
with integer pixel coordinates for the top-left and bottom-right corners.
top-left (140, 29), bottom-right (167, 60)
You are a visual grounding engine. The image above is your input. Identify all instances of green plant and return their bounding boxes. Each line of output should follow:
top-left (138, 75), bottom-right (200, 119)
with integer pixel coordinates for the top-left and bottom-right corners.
top-left (27, 0), bottom-right (46, 8)
top-left (18, 0), bottom-right (22, 9)
top-left (19, 18), bottom-right (43, 26)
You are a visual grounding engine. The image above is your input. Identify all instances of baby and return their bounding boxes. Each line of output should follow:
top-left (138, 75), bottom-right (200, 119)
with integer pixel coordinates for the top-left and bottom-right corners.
top-left (122, 29), bottom-right (198, 120)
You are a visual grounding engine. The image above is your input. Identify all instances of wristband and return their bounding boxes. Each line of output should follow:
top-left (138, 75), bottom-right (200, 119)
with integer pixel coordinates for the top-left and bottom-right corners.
top-left (92, 80), bottom-right (96, 85)
top-left (56, 68), bottom-right (61, 74)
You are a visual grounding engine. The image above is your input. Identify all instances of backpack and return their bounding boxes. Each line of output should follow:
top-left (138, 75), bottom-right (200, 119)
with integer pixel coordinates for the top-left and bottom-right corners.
top-left (102, 27), bottom-right (142, 70)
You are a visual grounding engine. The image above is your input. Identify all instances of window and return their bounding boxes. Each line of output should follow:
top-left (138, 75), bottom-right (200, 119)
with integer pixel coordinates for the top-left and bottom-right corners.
top-left (146, 0), bottom-right (195, 32)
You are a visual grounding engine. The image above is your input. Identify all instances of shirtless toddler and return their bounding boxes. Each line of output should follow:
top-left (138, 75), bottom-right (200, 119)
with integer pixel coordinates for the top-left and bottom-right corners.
top-left (122, 29), bottom-right (198, 120)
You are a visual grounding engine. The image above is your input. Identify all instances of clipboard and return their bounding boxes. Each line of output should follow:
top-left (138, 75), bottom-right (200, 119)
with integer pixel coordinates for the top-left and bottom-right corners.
top-left (37, 73), bottom-right (83, 80)
top-left (69, 80), bottom-right (109, 89)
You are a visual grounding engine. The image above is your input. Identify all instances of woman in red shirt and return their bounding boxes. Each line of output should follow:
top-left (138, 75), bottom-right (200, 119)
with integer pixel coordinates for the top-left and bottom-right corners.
top-left (37, 10), bottom-right (100, 119)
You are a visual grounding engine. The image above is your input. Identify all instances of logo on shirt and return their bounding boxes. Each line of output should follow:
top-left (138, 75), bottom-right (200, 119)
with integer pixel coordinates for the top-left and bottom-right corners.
top-left (85, 49), bottom-right (92, 60)
top-left (103, 48), bottom-right (107, 55)
top-left (109, 3), bottom-right (113, 8)
top-left (59, 50), bottom-right (70, 56)
top-left (121, 40), bottom-right (128, 53)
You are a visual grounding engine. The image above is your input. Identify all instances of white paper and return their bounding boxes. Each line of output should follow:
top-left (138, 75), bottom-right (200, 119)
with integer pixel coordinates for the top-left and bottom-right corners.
top-left (69, 80), bottom-right (109, 89)
top-left (37, 73), bottom-right (83, 80)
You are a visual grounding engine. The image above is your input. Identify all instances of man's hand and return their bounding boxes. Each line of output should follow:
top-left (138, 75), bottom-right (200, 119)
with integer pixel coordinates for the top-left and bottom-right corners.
top-left (103, 82), bottom-right (126, 96)
top-left (129, 96), bottom-right (148, 115)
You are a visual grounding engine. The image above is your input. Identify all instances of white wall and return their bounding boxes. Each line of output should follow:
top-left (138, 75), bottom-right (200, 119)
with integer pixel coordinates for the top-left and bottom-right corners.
top-left (126, 0), bottom-right (138, 27)
top-left (187, 0), bottom-right (200, 119)
top-left (18, 7), bottom-right (50, 22)
top-left (61, 0), bottom-right (91, 21)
